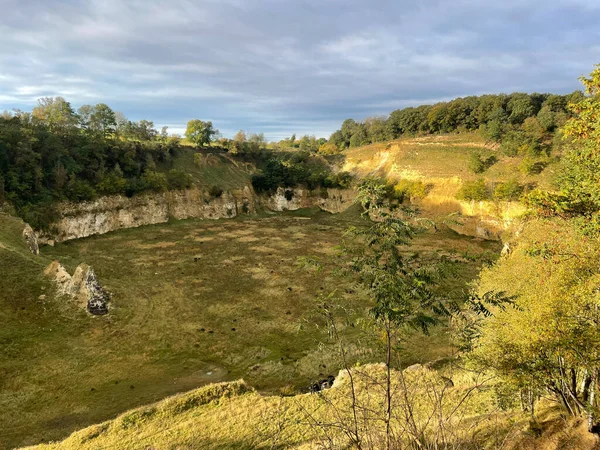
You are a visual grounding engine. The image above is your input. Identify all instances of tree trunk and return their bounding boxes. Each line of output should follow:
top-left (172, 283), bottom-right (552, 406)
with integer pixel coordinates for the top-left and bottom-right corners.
top-left (385, 320), bottom-right (392, 450)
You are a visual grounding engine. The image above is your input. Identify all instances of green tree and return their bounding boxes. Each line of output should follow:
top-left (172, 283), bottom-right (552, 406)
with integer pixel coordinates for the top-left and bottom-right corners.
top-left (343, 178), bottom-right (449, 449)
top-left (185, 119), bottom-right (218, 148)
top-left (32, 97), bottom-right (78, 134)
top-left (90, 103), bottom-right (117, 138)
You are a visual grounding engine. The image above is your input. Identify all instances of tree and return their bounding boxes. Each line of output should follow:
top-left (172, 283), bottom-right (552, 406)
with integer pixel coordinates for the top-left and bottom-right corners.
top-left (77, 104), bottom-right (94, 129)
top-left (558, 64), bottom-right (600, 235)
top-left (185, 119), bottom-right (218, 148)
top-left (234, 130), bottom-right (247, 143)
top-left (248, 132), bottom-right (266, 146)
top-left (342, 178), bottom-right (449, 449)
top-left (90, 103), bottom-right (116, 138)
top-left (32, 97), bottom-right (78, 134)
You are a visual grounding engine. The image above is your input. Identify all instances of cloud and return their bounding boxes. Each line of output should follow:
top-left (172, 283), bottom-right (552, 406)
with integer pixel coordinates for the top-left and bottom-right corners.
top-left (0, 0), bottom-right (598, 139)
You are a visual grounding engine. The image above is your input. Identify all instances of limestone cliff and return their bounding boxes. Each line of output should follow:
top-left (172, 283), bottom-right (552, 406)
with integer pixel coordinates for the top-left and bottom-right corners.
top-left (264, 187), bottom-right (355, 214)
top-left (41, 186), bottom-right (255, 244)
top-left (342, 146), bottom-right (525, 240)
top-left (39, 186), bottom-right (355, 243)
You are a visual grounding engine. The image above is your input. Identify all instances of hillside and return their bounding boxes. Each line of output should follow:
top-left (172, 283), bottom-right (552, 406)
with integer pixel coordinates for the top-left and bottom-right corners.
top-left (25, 365), bottom-right (597, 450)
top-left (0, 134), bottom-right (579, 449)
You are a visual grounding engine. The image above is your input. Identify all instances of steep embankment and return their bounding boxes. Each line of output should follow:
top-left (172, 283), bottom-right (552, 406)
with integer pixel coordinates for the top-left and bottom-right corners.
top-left (25, 363), bottom-right (593, 450)
top-left (342, 133), bottom-right (555, 239)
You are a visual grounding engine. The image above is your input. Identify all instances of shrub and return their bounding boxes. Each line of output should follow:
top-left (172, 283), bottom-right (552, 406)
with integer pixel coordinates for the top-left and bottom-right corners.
top-left (494, 179), bottom-right (523, 201)
top-left (468, 153), bottom-right (486, 173)
top-left (393, 179), bottom-right (427, 202)
top-left (468, 153), bottom-right (498, 174)
top-left (141, 170), bottom-right (168, 192)
top-left (519, 157), bottom-right (547, 175)
top-left (209, 185), bottom-right (223, 198)
top-left (167, 169), bottom-right (192, 190)
top-left (66, 177), bottom-right (97, 201)
top-left (457, 179), bottom-right (490, 201)
top-left (97, 172), bottom-right (127, 195)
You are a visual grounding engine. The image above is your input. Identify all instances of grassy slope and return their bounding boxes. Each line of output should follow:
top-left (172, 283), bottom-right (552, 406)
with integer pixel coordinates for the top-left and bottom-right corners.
top-left (343, 133), bottom-right (557, 188)
top-left (159, 149), bottom-right (253, 191)
top-left (29, 364), bottom-right (593, 450)
top-left (1, 206), bottom-right (497, 449)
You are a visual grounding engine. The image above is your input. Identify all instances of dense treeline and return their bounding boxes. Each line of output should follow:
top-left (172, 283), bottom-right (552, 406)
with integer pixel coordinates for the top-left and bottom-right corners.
top-left (0, 97), bottom-right (191, 229)
top-left (327, 91), bottom-right (583, 153)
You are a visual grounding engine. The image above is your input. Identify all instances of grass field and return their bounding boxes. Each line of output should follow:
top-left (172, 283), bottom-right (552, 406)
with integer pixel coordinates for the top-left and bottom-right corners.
top-left (0, 206), bottom-right (498, 449)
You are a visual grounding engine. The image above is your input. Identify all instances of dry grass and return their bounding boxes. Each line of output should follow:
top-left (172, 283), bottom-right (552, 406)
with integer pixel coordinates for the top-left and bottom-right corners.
top-left (25, 364), bottom-right (573, 450)
top-left (1, 208), bottom-right (498, 448)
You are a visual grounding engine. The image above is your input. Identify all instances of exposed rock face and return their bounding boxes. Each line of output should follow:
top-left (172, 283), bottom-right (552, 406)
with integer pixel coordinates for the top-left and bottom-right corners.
top-left (44, 261), bottom-right (110, 315)
top-left (22, 223), bottom-right (39, 255)
top-left (264, 187), bottom-right (355, 214)
top-left (38, 186), bottom-right (355, 243)
top-left (40, 186), bottom-right (256, 243)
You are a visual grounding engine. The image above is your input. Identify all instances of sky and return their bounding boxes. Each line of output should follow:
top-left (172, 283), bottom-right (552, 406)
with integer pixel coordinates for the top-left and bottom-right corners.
top-left (0, 0), bottom-right (599, 140)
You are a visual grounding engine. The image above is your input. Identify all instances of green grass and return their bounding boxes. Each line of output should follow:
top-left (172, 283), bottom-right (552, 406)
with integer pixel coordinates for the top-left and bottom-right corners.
top-left (344, 133), bottom-right (558, 189)
top-left (1, 207), bottom-right (498, 449)
top-left (159, 149), bottom-right (253, 191)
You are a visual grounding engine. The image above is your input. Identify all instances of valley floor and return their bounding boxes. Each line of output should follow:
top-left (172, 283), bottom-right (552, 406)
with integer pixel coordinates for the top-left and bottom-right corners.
top-left (1, 207), bottom-right (498, 449)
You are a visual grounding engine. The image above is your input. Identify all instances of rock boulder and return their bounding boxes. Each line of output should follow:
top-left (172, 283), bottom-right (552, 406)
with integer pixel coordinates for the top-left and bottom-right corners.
top-left (22, 223), bottom-right (39, 255)
top-left (44, 261), bottom-right (110, 315)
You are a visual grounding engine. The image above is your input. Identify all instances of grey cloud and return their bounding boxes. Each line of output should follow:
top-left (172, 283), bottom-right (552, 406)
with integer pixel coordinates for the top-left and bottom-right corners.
top-left (0, 0), bottom-right (598, 139)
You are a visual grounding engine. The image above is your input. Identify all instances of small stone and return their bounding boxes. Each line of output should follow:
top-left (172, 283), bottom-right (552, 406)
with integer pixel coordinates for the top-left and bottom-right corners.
top-left (38, 295), bottom-right (46, 301)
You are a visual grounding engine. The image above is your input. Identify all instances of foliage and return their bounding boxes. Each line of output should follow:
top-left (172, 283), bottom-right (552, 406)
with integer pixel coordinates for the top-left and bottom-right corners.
top-left (330, 92), bottom-right (578, 152)
top-left (393, 179), bottom-right (428, 202)
top-left (208, 185), bottom-right (223, 198)
top-left (0, 100), bottom-right (202, 229)
top-left (468, 152), bottom-right (498, 173)
top-left (474, 219), bottom-right (600, 424)
top-left (251, 151), bottom-right (352, 192)
top-left (493, 179), bottom-right (523, 201)
top-left (456, 179), bottom-right (490, 201)
top-left (184, 119), bottom-right (218, 148)
top-left (166, 169), bottom-right (193, 190)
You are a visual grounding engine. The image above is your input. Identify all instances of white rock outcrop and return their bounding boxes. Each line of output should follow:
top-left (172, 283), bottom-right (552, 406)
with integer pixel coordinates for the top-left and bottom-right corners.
top-left (38, 186), bottom-right (356, 243)
top-left (22, 223), bottom-right (39, 255)
top-left (44, 261), bottom-right (110, 315)
top-left (264, 187), bottom-right (355, 213)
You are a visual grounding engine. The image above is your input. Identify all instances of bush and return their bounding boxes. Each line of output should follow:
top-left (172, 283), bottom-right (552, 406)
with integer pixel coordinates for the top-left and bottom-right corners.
top-left (468, 153), bottom-right (498, 174)
top-left (457, 179), bottom-right (490, 201)
top-left (167, 169), bottom-right (192, 190)
top-left (494, 179), bottom-right (523, 201)
top-left (393, 179), bottom-right (428, 202)
top-left (141, 171), bottom-right (168, 192)
top-left (97, 172), bottom-right (127, 195)
top-left (468, 153), bottom-right (486, 173)
top-left (519, 157), bottom-right (547, 175)
top-left (66, 177), bottom-right (97, 201)
top-left (209, 185), bottom-right (223, 198)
